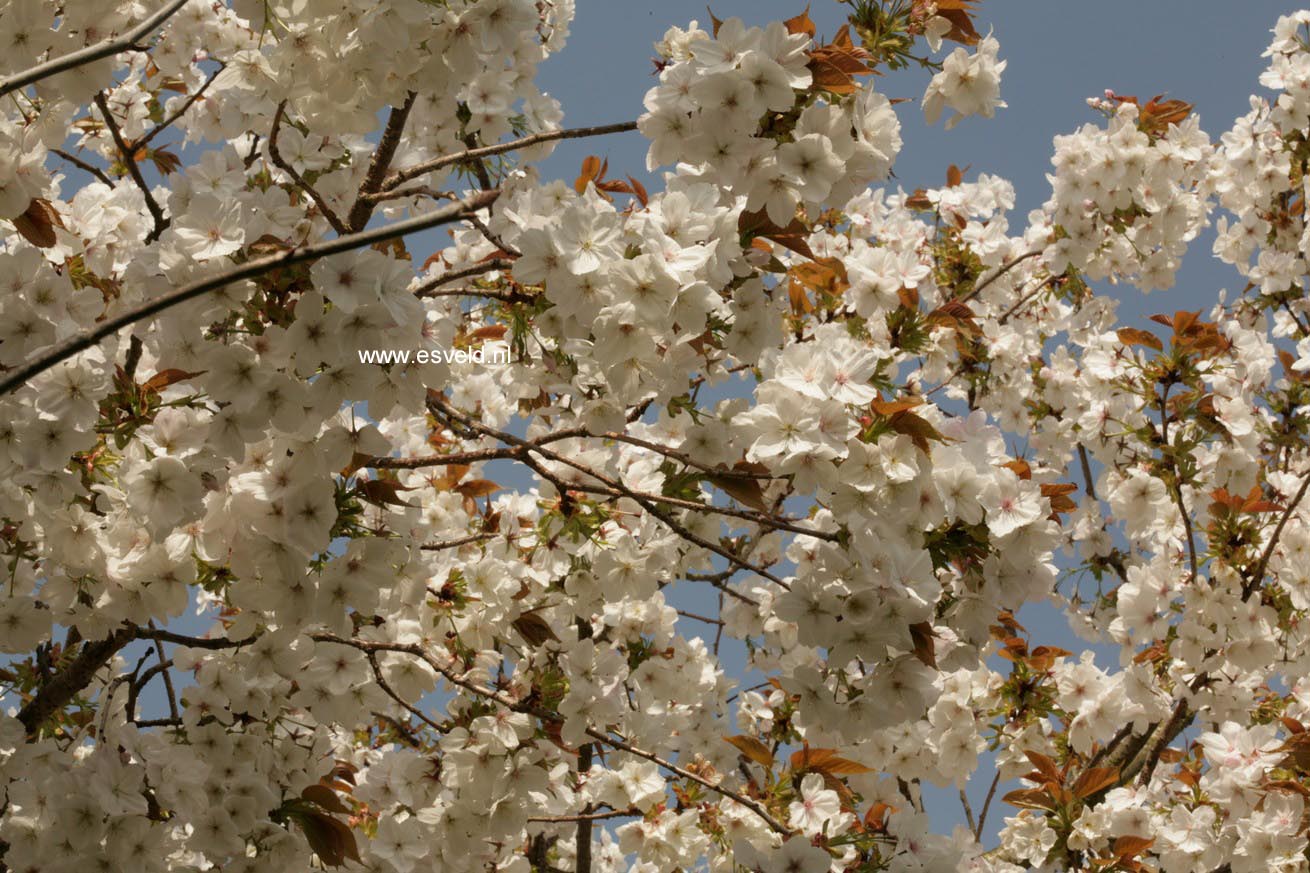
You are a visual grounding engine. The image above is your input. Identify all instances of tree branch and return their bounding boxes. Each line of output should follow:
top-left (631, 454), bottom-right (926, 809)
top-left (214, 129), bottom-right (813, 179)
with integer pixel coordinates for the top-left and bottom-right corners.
top-left (347, 91), bottom-right (418, 231)
top-left (269, 101), bottom-right (349, 235)
top-left (310, 632), bottom-right (789, 834)
top-left (1245, 470), bottom-right (1310, 600)
top-left (18, 627), bottom-right (134, 737)
top-left (381, 121), bottom-right (639, 191)
top-left (0, 190), bottom-right (499, 396)
top-left (95, 91), bottom-right (169, 243)
top-left (134, 60), bottom-right (227, 150)
top-left (959, 249), bottom-right (1044, 305)
top-left (51, 147), bottom-right (115, 186)
top-left (414, 258), bottom-right (519, 298)
top-left (0, 0), bottom-right (191, 99)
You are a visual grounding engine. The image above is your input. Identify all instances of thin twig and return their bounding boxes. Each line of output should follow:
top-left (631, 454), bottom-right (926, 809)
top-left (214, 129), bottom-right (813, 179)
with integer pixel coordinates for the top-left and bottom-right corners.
top-left (430, 395), bottom-right (791, 589)
top-left (311, 633), bottom-right (790, 834)
top-left (959, 249), bottom-right (1044, 305)
top-left (51, 147), bottom-right (115, 186)
top-left (974, 771), bottom-right (1001, 840)
top-left (413, 258), bottom-right (517, 296)
top-left (959, 787), bottom-right (977, 836)
top-left (268, 101), bottom-right (349, 235)
top-left (527, 807), bottom-right (638, 824)
top-left (1246, 470), bottom-right (1310, 599)
top-left (382, 121), bottom-right (639, 191)
top-left (134, 60), bottom-right (227, 149)
top-left (95, 91), bottom-right (169, 243)
top-left (146, 620), bottom-right (179, 721)
top-left (998, 274), bottom-right (1059, 325)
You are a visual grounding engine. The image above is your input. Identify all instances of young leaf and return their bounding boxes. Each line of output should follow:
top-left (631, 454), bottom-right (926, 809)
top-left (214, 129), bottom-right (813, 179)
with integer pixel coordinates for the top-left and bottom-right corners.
top-left (725, 734), bottom-right (775, 768)
top-left (1070, 766), bottom-right (1120, 798)
top-left (785, 6), bottom-right (816, 37)
top-left (1116, 328), bottom-right (1162, 351)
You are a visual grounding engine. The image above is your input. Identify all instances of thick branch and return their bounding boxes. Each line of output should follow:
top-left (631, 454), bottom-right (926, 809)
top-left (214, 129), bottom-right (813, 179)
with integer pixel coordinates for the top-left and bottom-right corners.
top-left (0, 0), bottom-right (191, 99)
top-left (347, 92), bottom-right (418, 231)
top-left (18, 627), bottom-right (134, 736)
top-left (0, 190), bottom-right (498, 396)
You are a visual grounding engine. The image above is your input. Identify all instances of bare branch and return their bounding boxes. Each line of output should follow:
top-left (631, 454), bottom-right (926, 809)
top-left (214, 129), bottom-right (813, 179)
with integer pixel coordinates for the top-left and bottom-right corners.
top-left (382, 121), bottom-right (639, 191)
top-left (51, 147), bottom-right (115, 186)
top-left (429, 395), bottom-right (789, 591)
top-left (310, 632), bottom-right (790, 834)
top-left (135, 628), bottom-right (258, 649)
top-left (0, 0), bottom-right (191, 99)
top-left (1246, 470), bottom-right (1310, 599)
top-left (414, 259), bottom-right (521, 299)
top-left (134, 60), bottom-right (227, 150)
top-left (95, 92), bottom-right (169, 243)
top-left (269, 101), bottom-right (349, 235)
top-left (527, 808), bottom-right (638, 824)
top-left (959, 249), bottom-right (1044, 305)
top-left (347, 91), bottom-right (418, 231)
top-left (0, 190), bottom-right (499, 396)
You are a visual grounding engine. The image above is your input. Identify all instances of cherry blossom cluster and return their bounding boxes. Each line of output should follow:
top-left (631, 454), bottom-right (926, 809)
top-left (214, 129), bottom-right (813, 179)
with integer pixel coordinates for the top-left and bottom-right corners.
top-left (6, 2), bottom-right (1310, 873)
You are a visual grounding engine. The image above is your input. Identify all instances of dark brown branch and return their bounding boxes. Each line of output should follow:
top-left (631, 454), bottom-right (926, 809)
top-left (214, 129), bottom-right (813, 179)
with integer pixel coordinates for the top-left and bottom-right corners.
top-left (269, 101), bottom-right (349, 235)
top-left (51, 147), bottom-right (115, 186)
top-left (347, 91), bottom-right (418, 232)
top-left (974, 771), bottom-right (1001, 840)
top-left (311, 632), bottom-right (789, 834)
top-left (18, 627), bottom-right (134, 736)
top-left (135, 628), bottom-right (258, 649)
top-left (959, 249), bottom-right (1044, 305)
top-left (145, 621), bottom-right (179, 721)
top-left (576, 743), bottom-right (594, 873)
top-left (368, 446), bottom-right (525, 469)
top-left (430, 395), bottom-right (790, 590)
top-left (1245, 470), bottom-right (1310, 600)
top-left (0, 190), bottom-right (498, 396)
top-left (413, 258), bottom-right (517, 297)
top-left (527, 807), bottom-right (638, 824)
top-left (363, 184), bottom-right (448, 205)
top-left (95, 92), bottom-right (169, 243)
top-left (998, 275), bottom-right (1059, 325)
top-left (420, 532), bottom-right (501, 552)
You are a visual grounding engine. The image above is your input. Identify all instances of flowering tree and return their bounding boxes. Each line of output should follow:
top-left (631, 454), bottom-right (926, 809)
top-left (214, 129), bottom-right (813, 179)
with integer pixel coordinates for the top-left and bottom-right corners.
top-left (5, 0), bottom-right (1310, 870)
